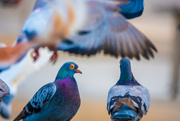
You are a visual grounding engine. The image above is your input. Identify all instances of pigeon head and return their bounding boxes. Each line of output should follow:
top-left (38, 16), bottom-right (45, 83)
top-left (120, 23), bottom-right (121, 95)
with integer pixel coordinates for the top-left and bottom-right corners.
top-left (117, 58), bottom-right (140, 85)
top-left (55, 62), bottom-right (82, 80)
top-left (119, 58), bottom-right (132, 73)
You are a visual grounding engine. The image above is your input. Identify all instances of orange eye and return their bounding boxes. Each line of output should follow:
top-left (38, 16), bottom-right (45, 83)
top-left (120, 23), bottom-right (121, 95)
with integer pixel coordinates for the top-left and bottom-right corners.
top-left (70, 64), bottom-right (75, 69)
top-left (119, 61), bottom-right (121, 64)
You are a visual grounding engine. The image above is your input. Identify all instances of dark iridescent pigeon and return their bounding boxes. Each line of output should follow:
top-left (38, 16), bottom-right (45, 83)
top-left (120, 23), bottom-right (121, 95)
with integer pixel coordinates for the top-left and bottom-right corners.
top-left (14, 62), bottom-right (82, 121)
top-left (58, 0), bottom-right (157, 61)
top-left (107, 58), bottom-right (150, 121)
top-left (119, 0), bottom-right (144, 19)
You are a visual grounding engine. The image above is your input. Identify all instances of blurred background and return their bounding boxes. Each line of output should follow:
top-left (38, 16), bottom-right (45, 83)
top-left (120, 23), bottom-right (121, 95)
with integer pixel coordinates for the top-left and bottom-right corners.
top-left (0, 0), bottom-right (180, 121)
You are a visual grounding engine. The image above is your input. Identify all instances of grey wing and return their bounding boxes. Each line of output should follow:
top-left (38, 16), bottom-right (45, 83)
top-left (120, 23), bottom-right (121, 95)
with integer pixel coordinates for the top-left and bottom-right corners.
top-left (58, 1), bottom-right (157, 60)
top-left (13, 82), bottom-right (56, 121)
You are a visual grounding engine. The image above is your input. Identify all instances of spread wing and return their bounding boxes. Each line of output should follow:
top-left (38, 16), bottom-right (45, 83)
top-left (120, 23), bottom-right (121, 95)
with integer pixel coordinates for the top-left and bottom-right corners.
top-left (14, 82), bottom-right (56, 121)
top-left (58, 0), bottom-right (157, 60)
top-left (119, 0), bottom-right (144, 19)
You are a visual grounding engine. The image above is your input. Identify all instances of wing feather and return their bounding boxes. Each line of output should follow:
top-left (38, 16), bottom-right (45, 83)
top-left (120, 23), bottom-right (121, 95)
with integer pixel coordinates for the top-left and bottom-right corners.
top-left (14, 83), bottom-right (56, 121)
top-left (58, 0), bottom-right (157, 60)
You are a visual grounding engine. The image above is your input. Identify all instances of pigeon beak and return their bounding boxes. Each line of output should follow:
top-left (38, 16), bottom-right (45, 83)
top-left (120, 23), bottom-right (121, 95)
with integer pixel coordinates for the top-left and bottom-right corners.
top-left (75, 68), bottom-right (82, 74)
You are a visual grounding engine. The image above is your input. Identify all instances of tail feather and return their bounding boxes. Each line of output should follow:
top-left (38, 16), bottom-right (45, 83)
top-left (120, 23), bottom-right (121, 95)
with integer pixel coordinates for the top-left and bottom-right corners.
top-left (111, 105), bottom-right (137, 120)
top-left (13, 108), bottom-right (28, 121)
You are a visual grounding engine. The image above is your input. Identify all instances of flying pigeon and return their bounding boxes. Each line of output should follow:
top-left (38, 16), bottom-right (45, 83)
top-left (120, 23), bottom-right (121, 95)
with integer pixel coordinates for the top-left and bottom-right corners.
top-left (0, 47), bottom-right (52, 119)
top-left (107, 58), bottom-right (150, 121)
top-left (119, 0), bottom-right (144, 19)
top-left (57, 0), bottom-right (157, 61)
top-left (14, 0), bottom-right (157, 64)
top-left (14, 62), bottom-right (82, 121)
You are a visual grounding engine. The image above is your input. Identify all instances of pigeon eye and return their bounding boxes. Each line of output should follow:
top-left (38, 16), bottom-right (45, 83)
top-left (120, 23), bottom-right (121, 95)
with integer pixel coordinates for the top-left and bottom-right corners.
top-left (70, 64), bottom-right (75, 69)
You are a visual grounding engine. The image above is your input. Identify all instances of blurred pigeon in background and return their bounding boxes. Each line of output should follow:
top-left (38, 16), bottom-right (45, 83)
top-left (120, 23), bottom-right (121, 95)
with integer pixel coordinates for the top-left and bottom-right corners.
top-left (0, 0), bottom-right (157, 67)
top-left (0, 47), bottom-right (52, 119)
top-left (107, 58), bottom-right (150, 121)
top-left (14, 62), bottom-right (82, 121)
top-left (119, 0), bottom-right (144, 19)
top-left (58, 0), bottom-right (157, 61)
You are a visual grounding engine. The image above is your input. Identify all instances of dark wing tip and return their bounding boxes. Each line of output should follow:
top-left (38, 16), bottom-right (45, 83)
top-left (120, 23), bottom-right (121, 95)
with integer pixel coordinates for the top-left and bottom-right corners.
top-left (13, 108), bottom-right (27, 121)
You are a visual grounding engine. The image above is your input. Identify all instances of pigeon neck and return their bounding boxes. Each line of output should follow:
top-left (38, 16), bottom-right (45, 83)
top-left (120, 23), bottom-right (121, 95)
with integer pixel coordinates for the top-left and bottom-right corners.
top-left (116, 68), bottom-right (140, 86)
top-left (55, 70), bottom-right (72, 80)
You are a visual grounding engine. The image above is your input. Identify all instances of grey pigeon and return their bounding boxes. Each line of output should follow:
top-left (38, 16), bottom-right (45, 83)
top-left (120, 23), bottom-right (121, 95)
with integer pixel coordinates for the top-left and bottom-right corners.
top-left (107, 58), bottom-right (150, 121)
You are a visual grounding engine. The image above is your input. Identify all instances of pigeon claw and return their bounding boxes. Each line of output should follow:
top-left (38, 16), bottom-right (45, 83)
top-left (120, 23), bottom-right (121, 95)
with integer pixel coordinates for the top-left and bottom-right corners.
top-left (31, 49), bottom-right (39, 62)
top-left (50, 50), bottom-right (58, 64)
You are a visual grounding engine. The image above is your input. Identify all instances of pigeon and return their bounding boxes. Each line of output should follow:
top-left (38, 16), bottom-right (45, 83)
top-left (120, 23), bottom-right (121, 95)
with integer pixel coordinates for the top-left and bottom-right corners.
top-left (0, 47), bottom-right (52, 119)
top-left (14, 62), bottom-right (82, 121)
top-left (119, 0), bottom-right (144, 19)
top-left (15, 0), bottom-right (157, 64)
top-left (107, 58), bottom-right (150, 121)
top-left (57, 0), bottom-right (157, 61)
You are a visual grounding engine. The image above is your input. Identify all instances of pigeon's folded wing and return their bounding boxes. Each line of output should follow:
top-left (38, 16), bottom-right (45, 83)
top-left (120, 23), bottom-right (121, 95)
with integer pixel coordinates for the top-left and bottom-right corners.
top-left (107, 85), bottom-right (150, 115)
top-left (14, 83), bottom-right (56, 121)
top-left (58, 0), bottom-right (157, 60)
top-left (119, 0), bottom-right (144, 19)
